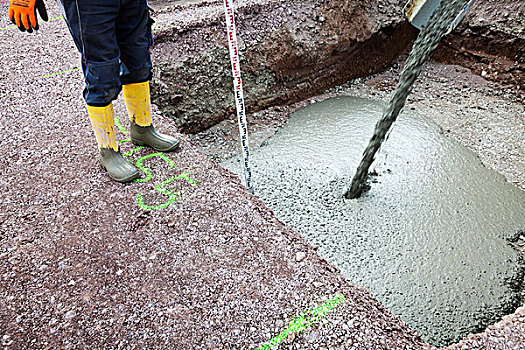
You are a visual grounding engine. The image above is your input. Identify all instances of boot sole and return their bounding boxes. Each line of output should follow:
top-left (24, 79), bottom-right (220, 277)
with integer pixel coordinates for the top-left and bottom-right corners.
top-left (100, 163), bottom-right (140, 183)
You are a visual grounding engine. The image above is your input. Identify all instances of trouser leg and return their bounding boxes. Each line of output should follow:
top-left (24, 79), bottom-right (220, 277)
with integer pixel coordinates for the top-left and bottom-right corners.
top-left (85, 102), bottom-right (140, 182)
top-left (115, 1), bottom-right (179, 152)
top-left (59, 0), bottom-right (141, 181)
top-left (59, 0), bottom-right (121, 106)
top-left (124, 81), bottom-right (180, 153)
top-left (117, 0), bottom-right (153, 85)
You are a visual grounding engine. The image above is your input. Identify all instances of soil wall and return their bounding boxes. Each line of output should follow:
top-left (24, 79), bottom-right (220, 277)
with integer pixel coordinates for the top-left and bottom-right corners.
top-left (433, 0), bottom-right (525, 95)
top-left (150, 0), bottom-right (417, 133)
top-left (150, 0), bottom-right (524, 133)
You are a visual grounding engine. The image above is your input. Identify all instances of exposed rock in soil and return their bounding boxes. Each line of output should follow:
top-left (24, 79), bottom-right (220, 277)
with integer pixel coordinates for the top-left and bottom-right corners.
top-left (150, 0), bottom-right (417, 133)
top-left (433, 0), bottom-right (525, 96)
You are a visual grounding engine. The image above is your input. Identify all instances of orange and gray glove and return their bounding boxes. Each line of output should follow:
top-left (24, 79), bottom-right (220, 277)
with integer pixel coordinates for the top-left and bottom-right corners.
top-left (8, 0), bottom-right (48, 33)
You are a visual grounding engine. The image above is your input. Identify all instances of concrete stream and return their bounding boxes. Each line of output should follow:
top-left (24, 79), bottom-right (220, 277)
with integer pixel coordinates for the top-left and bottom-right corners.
top-left (222, 96), bottom-right (525, 346)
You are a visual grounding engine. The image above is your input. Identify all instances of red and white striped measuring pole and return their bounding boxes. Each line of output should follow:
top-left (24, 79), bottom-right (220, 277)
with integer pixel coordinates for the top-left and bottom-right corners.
top-left (223, 0), bottom-right (254, 194)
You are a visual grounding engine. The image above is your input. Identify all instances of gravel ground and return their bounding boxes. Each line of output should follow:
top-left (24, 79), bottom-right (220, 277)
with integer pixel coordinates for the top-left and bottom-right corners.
top-left (1, 1), bottom-right (524, 349)
top-left (446, 306), bottom-right (525, 350)
top-left (0, 2), bottom-right (424, 350)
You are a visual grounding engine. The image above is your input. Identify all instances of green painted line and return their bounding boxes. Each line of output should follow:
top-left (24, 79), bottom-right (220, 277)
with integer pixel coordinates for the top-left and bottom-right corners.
top-left (256, 293), bottom-right (346, 350)
top-left (114, 114), bottom-right (197, 211)
top-left (136, 177), bottom-right (178, 211)
top-left (1, 15), bottom-right (64, 31)
top-left (136, 171), bottom-right (198, 211)
top-left (134, 152), bottom-right (176, 183)
top-left (0, 24), bottom-right (16, 31)
top-left (40, 15), bottom-right (64, 22)
top-left (176, 171), bottom-right (198, 187)
top-left (114, 115), bottom-right (129, 135)
top-left (41, 66), bottom-right (80, 79)
top-left (45, 15), bottom-right (64, 22)
top-left (122, 146), bottom-right (144, 158)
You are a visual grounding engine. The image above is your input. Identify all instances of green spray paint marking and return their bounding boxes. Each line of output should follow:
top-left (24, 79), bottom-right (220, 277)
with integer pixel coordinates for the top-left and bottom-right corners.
top-left (134, 152), bottom-right (176, 183)
top-left (136, 172), bottom-right (198, 211)
top-left (122, 146), bottom-right (144, 157)
top-left (114, 115), bottom-right (197, 211)
top-left (0, 24), bottom-right (16, 31)
top-left (0, 15), bottom-right (63, 31)
top-left (41, 66), bottom-right (80, 79)
top-left (256, 293), bottom-right (346, 350)
top-left (114, 116), bottom-right (129, 135)
top-left (133, 153), bottom-right (198, 211)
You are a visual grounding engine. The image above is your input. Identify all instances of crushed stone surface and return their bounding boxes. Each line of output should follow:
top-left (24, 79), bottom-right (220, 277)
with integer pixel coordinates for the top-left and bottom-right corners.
top-left (0, 2), bottom-right (425, 349)
top-left (0, 0), bottom-right (524, 349)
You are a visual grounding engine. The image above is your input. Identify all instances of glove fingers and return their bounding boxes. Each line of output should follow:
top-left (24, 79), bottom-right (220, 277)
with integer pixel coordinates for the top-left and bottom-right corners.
top-left (30, 7), bottom-right (38, 30)
top-left (36, 0), bottom-right (48, 22)
top-left (33, 17), bottom-right (39, 31)
top-left (21, 13), bottom-right (31, 31)
top-left (15, 13), bottom-right (25, 32)
top-left (10, 9), bottom-right (17, 26)
top-left (8, 8), bottom-right (14, 22)
top-left (26, 16), bottom-right (34, 33)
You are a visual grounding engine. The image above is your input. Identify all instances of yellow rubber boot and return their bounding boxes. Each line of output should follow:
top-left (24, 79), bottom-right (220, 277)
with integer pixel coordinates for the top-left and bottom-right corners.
top-left (87, 104), bottom-right (140, 183)
top-left (122, 82), bottom-right (179, 152)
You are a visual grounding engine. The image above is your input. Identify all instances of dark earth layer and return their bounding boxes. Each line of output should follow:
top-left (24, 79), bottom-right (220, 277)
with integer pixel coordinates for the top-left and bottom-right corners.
top-left (149, 0), bottom-right (418, 133)
top-left (433, 0), bottom-right (525, 95)
top-left (149, 0), bottom-right (524, 134)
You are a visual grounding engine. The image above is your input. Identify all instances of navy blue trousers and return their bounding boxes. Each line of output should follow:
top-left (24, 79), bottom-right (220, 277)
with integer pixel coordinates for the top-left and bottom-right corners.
top-left (59, 0), bottom-right (153, 106)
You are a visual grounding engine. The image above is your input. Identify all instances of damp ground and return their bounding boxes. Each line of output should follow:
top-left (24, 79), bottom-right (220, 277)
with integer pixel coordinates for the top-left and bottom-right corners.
top-left (222, 96), bottom-right (525, 346)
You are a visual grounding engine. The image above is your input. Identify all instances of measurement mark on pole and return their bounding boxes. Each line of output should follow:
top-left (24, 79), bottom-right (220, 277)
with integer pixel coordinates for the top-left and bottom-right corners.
top-left (223, 0), bottom-right (254, 194)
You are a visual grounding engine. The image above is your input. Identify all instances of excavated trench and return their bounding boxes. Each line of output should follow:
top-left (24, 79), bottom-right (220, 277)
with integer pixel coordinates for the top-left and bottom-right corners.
top-left (223, 96), bottom-right (525, 346)
top-left (150, 0), bottom-right (525, 347)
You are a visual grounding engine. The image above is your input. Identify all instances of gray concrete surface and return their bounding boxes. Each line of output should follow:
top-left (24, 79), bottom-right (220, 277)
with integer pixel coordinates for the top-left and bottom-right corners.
top-left (223, 96), bottom-right (525, 346)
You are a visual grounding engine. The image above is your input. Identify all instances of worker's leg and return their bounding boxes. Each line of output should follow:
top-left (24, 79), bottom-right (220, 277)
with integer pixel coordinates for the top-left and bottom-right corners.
top-left (117, 0), bottom-right (179, 152)
top-left (59, 0), bottom-right (140, 182)
top-left (58, 0), bottom-right (122, 106)
top-left (86, 104), bottom-right (139, 182)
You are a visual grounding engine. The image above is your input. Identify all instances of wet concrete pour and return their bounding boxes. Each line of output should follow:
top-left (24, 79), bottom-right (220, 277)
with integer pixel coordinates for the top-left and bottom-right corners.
top-left (223, 96), bottom-right (525, 346)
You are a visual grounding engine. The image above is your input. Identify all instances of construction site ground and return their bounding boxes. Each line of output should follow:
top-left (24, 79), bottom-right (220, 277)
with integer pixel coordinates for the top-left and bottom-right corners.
top-left (1, 0), bottom-right (524, 349)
